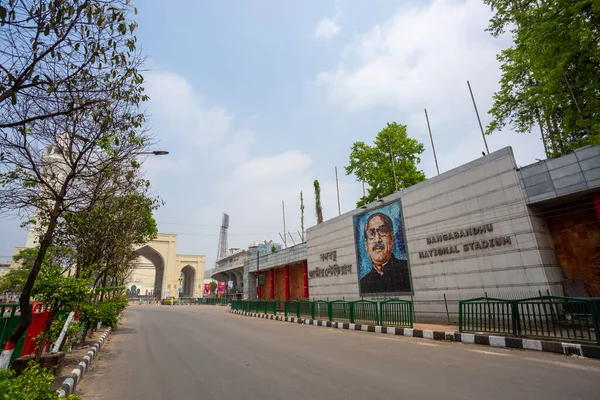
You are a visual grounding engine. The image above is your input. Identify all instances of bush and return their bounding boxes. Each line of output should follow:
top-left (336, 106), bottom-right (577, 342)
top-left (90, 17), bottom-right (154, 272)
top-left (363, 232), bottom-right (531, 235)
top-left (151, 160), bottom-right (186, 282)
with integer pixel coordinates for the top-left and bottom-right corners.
top-left (0, 362), bottom-right (80, 399)
top-left (80, 296), bottom-right (128, 331)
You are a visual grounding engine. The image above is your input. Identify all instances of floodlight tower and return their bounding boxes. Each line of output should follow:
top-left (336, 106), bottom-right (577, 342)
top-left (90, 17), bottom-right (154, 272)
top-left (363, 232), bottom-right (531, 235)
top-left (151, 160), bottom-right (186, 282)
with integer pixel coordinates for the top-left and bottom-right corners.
top-left (216, 213), bottom-right (229, 261)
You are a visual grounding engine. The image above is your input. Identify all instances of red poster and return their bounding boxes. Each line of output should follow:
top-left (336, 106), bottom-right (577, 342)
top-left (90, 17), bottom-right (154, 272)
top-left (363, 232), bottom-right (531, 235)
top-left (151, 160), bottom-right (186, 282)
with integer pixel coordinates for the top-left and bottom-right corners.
top-left (204, 284), bottom-right (211, 294)
top-left (217, 282), bottom-right (226, 294)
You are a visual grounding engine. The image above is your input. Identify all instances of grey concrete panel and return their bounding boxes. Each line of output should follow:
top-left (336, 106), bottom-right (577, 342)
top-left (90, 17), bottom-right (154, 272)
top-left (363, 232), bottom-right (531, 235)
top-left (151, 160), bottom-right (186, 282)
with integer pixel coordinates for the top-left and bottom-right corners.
top-left (578, 156), bottom-right (600, 171)
top-left (555, 182), bottom-right (590, 196)
top-left (584, 168), bottom-right (600, 182)
top-left (522, 172), bottom-right (552, 187)
top-left (524, 181), bottom-right (555, 197)
top-left (575, 145), bottom-right (600, 161)
top-left (545, 152), bottom-right (578, 170)
top-left (585, 178), bottom-right (600, 189)
top-left (548, 163), bottom-right (582, 180)
top-left (551, 172), bottom-right (586, 190)
top-left (526, 191), bottom-right (559, 204)
top-left (519, 162), bottom-right (548, 179)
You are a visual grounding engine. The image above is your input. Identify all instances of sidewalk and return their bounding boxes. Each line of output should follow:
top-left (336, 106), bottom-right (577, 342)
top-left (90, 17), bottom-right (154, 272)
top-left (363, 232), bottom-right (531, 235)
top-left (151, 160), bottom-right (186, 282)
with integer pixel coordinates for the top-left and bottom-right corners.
top-left (414, 322), bottom-right (457, 332)
top-left (231, 309), bottom-right (600, 360)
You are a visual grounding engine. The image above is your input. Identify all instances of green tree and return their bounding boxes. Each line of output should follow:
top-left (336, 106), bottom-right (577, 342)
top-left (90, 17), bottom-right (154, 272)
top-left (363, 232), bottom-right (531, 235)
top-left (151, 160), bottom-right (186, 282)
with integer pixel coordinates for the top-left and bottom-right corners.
top-left (31, 265), bottom-right (92, 361)
top-left (58, 172), bottom-right (159, 288)
top-left (0, 268), bottom-right (29, 294)
top-left (1, 247), bottom-right (70, 293)
top-left (210, 281), bottom-right (217, 295)
top-left (0, 0), bottom-right (149, 353)
top-left (485, 0), bottom-right (600, 156)
top-left (346, 122), bottom-right (426, 207)
top-left (314, 180), bottom-right (323, 224)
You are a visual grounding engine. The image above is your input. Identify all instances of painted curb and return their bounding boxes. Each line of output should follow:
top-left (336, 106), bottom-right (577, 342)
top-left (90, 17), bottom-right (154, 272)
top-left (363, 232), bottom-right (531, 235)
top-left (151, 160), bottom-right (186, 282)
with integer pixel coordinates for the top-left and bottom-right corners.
top-left (230, 309), bottom-right (600, 359)
top-left (57, 328), bottom-right (112, 398)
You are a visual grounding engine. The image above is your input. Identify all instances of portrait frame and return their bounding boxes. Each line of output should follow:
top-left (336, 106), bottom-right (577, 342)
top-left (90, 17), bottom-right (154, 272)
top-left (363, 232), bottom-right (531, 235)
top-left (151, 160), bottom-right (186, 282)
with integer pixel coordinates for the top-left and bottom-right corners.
top-left (352, 200), bottom-right (413, 296)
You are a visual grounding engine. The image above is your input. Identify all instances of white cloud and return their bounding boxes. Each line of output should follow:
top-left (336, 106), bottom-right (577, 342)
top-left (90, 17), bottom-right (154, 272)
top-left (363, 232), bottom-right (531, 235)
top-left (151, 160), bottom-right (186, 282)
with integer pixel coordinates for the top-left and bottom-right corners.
top-left (193, 148), bottom-right (361, 267)
top-left (144, 70), bottom-right (234, 146)
top-left (230, 150), bottom-right (312, 183)
top-left (318, 0), bottom-right (499, 114)
top-left (314, 17), bottom-right (341, 40)
top-left (314, 0), bottom-right (343, 40)
top-left (215, 129), bottom-right (256, 164)
top-left (317, 0), bottom-right (546, 171)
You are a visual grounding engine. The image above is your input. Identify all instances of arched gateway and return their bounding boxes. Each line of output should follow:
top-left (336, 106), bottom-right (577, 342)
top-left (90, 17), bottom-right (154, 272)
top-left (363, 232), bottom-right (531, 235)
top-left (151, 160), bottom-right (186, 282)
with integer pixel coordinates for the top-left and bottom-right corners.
top-left (126, 233), bottom-right (205, 299)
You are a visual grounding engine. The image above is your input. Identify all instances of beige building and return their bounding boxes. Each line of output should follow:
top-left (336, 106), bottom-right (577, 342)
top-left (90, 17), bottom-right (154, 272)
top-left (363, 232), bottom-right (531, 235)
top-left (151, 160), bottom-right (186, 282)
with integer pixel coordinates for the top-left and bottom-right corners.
top-left (14, 231), bottom-right (206, 300)
top-left (129, 233), bottom-right (206, 299)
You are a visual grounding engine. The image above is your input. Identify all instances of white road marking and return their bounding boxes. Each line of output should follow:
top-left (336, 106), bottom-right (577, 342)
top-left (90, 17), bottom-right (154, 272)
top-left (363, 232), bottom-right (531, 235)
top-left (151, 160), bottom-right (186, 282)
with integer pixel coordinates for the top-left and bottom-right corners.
top-left (469, 350), bottom-right (510, 356)
top-left (374, 336), bottom-right (439, 346)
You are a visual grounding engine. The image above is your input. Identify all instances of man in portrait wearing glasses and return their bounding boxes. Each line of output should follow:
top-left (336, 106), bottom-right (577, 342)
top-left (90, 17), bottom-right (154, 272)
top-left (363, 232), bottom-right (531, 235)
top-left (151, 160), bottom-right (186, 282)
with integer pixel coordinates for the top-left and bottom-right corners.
top-left (360, 212), bottom-right (411, 294)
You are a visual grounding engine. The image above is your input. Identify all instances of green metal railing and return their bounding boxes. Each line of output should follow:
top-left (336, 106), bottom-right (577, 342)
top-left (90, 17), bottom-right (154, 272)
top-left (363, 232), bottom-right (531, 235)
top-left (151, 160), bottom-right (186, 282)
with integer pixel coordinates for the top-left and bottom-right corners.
top-left (459, 296), bottom-right (600, 344)
top-left (329, 300), bottom-right (351, 322)
top-left (459, 297), bottom-right (516, 336)
top-left (380, 299), bottom-right (413, 327)
top-left (229, 299), bottom-right (414, 328)
top-left (350, 300), bottom-right (379, 325)
top-left (313, 300), bottom-right (329, 320)
top-left (200, 297), bottom-right (229, 305)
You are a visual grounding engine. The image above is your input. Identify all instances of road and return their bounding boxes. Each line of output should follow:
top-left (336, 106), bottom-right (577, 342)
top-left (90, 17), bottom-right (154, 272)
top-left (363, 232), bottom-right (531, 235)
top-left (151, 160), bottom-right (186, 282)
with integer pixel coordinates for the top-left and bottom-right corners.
top-left (76, 305), bottom-right (600, 400)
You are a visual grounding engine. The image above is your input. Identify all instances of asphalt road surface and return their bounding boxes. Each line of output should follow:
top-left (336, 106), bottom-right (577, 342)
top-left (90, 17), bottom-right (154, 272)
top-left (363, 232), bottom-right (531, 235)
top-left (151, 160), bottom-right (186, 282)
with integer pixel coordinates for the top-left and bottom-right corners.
top-left (76, 305), bottom-right (600, 400)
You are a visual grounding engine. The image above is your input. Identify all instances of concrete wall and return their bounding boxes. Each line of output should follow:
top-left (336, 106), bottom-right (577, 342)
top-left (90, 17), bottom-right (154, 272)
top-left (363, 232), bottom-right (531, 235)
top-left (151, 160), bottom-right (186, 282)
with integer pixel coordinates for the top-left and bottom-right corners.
top-left (518, 145), bottom-right (600, 204)
top-left (246, 243), bottom-right (307, 271)
top-left (243, 261), bottom-right (257, 300)
top-left (307, 147), bottom-right (561, 322)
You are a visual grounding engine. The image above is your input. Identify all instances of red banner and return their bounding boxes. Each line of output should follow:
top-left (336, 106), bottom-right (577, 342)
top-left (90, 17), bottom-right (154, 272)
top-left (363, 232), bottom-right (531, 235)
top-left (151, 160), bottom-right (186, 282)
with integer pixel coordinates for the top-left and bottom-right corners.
top-left (217, 282), bottom-right (226, 294)
top-left (203, 284), bottom-right (211, 294)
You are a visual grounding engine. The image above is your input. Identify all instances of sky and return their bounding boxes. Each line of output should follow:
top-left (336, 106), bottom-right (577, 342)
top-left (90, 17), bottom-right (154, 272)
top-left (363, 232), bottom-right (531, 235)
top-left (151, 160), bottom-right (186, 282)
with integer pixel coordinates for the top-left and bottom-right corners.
top-left (0, 0), bottom-right (547, 270)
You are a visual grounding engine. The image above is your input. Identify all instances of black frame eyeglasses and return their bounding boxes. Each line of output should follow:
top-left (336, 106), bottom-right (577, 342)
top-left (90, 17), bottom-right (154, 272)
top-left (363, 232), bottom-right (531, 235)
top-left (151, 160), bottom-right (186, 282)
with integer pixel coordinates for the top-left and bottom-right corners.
top-left (366, 225), bottom-right (390, 240)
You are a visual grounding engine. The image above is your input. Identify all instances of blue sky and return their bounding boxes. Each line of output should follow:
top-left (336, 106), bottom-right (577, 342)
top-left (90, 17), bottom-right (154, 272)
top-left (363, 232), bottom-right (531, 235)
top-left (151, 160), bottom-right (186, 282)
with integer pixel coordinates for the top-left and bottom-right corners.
top-left (0, 0), bottom-right (546, 269)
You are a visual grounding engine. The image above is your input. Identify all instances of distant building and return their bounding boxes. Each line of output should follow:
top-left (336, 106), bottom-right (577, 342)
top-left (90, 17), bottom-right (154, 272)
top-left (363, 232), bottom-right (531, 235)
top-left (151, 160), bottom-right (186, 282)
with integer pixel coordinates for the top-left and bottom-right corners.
top-left (211, 240), bottom-right (283, 299)
top-left (0, 261), bottom-right (11, 278)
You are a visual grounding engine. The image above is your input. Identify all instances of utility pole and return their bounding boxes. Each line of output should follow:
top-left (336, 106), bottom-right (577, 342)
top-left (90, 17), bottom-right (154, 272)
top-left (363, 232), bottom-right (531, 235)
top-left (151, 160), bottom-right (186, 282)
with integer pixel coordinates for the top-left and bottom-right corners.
top-left (424, 108), bottom-right (440, 175)
top-left (335, 167), bottom-right (341, 216)
top-left (282, 200), bottom-right (287, 247)
top-left (467, 80), bottom-right (490, 155)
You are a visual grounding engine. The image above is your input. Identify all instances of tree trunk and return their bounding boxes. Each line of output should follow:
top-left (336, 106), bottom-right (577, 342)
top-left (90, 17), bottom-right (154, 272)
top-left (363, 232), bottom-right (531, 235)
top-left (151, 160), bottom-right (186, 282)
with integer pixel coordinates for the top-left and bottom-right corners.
top-left (2, 207), bottom-right (60, 362)
top-left (99, 273), bottom-right (108, 302)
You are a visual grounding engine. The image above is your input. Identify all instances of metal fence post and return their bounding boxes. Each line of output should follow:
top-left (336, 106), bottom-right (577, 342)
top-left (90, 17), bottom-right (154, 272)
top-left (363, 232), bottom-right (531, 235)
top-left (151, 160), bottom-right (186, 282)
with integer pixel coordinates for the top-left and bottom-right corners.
top-left (592, 300), bottom-right (600, 345)
top-left (511, 300), bottom-right (520, 337)
top-left (458, 300), bottom-right (463, 332)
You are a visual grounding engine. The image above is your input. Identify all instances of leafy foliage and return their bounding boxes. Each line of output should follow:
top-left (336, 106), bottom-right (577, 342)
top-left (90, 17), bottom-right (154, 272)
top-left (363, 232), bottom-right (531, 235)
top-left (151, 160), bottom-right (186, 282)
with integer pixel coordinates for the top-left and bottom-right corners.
top-left (485, 0), bottom-right (600, 156)
top-left (0, 363), bottom-right (80, 400)
top-left (314, 180), bottom-right (323, 224)
top-left (0, 0), bottom-right (150, 349)
top-left (0, 268), bottom-right (29, 294)
top-left (0, 0), bottom-right (145, 129)
top-left (32, 265), bottom-right (92, 311)
top-left (346, 122), bottom-right (426, 207)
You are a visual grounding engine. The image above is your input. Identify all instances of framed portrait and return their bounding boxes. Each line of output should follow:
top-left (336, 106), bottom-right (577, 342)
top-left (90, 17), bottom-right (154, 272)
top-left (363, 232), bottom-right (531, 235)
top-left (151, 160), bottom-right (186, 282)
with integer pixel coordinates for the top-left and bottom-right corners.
top-left (353, 200), bottom-right (412, 296)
